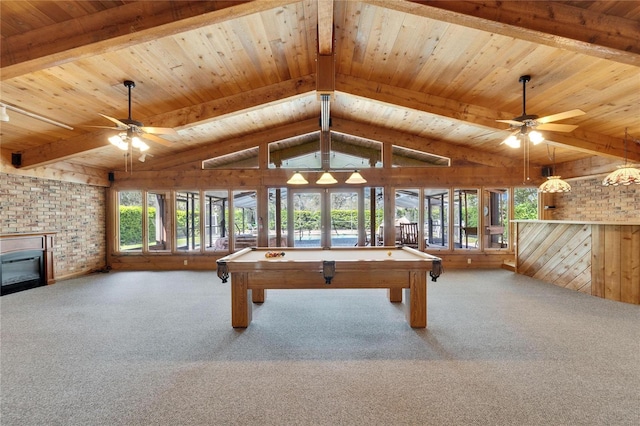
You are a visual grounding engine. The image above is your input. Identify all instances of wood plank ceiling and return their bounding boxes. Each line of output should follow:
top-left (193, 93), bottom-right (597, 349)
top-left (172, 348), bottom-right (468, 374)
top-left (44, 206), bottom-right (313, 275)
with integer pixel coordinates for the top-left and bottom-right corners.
top-left (1, 1), bottom-right (639, 180)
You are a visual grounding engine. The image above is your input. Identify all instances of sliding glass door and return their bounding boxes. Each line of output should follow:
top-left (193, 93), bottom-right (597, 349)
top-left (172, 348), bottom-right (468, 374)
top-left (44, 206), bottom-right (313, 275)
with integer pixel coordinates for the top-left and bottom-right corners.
top-left (271, 187), bottom-right (377, 248)
top-left (289, 190), bottom-right (322, 247)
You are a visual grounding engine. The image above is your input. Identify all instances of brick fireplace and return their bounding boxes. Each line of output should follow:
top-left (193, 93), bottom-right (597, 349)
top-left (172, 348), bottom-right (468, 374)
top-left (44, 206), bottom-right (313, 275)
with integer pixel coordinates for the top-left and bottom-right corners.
top-left (0, 233), bottom-right (55, 295)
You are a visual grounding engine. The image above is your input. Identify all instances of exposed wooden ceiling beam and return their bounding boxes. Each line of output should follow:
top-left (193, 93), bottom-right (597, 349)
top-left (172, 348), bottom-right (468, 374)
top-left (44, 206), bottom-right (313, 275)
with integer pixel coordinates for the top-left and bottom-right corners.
top-left (317, 0), bottom-right (334, 55)
top-left (336, 74), bottom-right (637, 162)
top-left (1, 0), bottom-right (299, 80)
top-left (374, 1), bottom-right (640, 66)
top-left (113, 164), bottom-right (537, 188)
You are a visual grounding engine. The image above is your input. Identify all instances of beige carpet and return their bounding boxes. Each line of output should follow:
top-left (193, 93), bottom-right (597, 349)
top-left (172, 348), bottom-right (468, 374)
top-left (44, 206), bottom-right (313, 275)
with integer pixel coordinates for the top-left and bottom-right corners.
top-left (1, 269), bottom-right (638, 425)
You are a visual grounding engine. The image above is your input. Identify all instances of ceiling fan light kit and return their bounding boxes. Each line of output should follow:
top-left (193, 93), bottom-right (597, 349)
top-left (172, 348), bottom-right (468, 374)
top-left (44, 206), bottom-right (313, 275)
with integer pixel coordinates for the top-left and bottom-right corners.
top-left (504, 134), bottom-right (521, 148)
top-left (108, 134), bottom-right (129, 150)
top-left (528, 130), bottom-right (544, 144)
top-left (93, 80), bottom-right (177, 154)
top-left (499, 75), bottom-right (584, 149)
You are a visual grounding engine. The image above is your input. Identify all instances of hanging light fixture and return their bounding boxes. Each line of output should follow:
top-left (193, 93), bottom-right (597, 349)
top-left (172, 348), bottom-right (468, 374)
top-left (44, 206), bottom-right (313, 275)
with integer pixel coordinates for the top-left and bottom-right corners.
top-left (108, 134), bottom-right (129, 150)
top-left (108, 129), bottom-right (149, 153)
top-left (602, 128), bottom-right (640, 186)
top-left (539, 176), bottom-right (572, 193)
top-left (316, 172), bottom-right (337, 185)
top-left (503, 127), bottom-right (544, 148)
top-left (287, 171), bottom-right (308, 185)
top-left (345, 170), bottom-right (367, 184)
top-left (138, 153), bottom-right (154, 163)
top-left (539, 146), bottom-right (571, 193)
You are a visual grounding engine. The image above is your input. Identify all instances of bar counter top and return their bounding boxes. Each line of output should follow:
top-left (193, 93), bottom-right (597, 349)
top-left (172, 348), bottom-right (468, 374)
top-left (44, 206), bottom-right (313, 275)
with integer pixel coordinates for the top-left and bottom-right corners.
top-left (511, 219), bottom-right (640, 226)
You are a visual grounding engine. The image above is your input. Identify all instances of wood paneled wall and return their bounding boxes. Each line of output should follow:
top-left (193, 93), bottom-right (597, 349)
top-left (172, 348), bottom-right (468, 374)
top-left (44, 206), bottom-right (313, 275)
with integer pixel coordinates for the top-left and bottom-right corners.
top-left (592, 225), bottom-right (640, 304)
top-left (515, 221), bottom-right (640, 305)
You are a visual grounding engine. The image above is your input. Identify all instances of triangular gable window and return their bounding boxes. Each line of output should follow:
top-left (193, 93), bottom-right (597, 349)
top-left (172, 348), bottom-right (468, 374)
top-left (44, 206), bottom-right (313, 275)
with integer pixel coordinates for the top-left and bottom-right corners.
top-left (202, 147), bottom-right (259, 169)
top-left (392, 145), bottom-right (450, 167)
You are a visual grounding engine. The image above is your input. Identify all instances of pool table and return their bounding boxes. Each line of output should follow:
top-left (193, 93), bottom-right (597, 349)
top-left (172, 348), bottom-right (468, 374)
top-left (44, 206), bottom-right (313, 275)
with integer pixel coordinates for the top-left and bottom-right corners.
top-left (216, 246), bottom-right (443, 328)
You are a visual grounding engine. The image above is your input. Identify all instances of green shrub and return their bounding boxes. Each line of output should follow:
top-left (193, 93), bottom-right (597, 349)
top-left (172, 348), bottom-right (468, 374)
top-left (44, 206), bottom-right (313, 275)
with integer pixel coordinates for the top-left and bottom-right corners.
top-left (119, 206), bottom-right (156, 245)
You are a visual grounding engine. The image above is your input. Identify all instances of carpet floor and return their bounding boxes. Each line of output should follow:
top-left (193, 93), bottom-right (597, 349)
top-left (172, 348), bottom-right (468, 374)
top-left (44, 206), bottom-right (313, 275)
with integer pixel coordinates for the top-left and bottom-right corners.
top-left (1, 269), bottom-right (638, 425)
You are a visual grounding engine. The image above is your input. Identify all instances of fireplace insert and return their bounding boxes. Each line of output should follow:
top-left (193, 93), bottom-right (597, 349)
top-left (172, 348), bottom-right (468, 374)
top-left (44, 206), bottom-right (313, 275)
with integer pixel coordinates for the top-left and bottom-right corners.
top-left (0, 250), bottom-right (45, 296)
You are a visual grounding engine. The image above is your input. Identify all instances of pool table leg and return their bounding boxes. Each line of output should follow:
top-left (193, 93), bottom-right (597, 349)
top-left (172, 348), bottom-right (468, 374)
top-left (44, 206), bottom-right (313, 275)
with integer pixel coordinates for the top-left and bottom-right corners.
top-left (404, 271), bottom-right (427, 328)
top-left (231, 272), bottom-right (252, 328)
top-left (252, 288), bottom-right (265, 303)
top-left (387, 288), bottom-right (402, 303)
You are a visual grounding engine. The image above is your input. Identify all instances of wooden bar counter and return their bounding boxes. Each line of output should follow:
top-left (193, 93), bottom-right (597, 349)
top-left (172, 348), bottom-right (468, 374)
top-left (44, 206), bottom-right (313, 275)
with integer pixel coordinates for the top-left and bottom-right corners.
top-left (512, 220), bottom-right (639, 305)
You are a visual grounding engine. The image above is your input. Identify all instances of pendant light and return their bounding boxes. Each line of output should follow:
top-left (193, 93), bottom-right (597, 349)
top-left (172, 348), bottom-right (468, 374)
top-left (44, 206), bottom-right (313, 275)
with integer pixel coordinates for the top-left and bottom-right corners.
top-left (345, 170), bottom-right (367, 184)
top-left (287, 172), bottom-right (308, 185)
top-left (539, 146), bottom-right (571, 193)
top-left (538, 176), bottom-right (572, 193)
top-left (602, 128), bottom-right (640, 186)
top-left (316, 172), bottom-right (337, 185)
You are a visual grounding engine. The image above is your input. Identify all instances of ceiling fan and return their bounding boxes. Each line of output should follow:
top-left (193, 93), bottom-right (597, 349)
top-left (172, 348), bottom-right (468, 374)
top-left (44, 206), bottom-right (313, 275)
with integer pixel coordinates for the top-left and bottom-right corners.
top-left (497, 75), bottom-right (585, 148)
top-left (90, 80), bottom-right (177, 148)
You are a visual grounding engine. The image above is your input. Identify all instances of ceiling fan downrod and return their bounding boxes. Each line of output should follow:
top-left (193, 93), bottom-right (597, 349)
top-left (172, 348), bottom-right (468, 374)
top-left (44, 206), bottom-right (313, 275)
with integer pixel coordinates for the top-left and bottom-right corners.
top-left (517, 75), bottom-right (538, 122)
top-left (519, 75), bottom-right (530, 116)
top-left (124, 80), bottom-right (135, 121)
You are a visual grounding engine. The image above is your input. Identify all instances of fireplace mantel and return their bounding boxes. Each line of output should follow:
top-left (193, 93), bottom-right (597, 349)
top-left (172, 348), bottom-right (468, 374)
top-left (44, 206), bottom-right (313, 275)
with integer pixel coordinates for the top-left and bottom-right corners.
top-left (0, 233), bottom-right (56, 284)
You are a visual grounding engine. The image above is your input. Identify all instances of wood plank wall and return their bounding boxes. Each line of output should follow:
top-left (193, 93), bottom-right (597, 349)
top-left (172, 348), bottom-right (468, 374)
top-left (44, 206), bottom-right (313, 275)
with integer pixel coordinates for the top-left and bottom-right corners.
top-left (515, 221), bottom-right (640, 305)
top-left (592, 225), bottom-right (640, 304)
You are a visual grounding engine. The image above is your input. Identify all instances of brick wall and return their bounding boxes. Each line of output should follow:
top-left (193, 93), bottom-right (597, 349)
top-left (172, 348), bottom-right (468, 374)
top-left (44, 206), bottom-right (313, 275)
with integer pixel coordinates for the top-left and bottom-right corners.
top-left (1, 173), bottom-right (106, 279)
top-left (548, 177), bottom-right (640, 221)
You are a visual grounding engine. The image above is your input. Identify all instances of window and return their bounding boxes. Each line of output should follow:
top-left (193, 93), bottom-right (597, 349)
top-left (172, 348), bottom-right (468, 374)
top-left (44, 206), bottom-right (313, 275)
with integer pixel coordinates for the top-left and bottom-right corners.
top-left (203, 147), bottom-right (259, 169)
top-left (269, 137), bottom-right (321, 169)
top-left (268, 135), bottom-right (382, 170)
top-left (364, 187), bottom-right (384, 246)
top-left (330, 191), bottom-right (360, 247)
top-left (204, 190), bottom-right (229, 252)
top-left (147, 191), bottom-right (170, 252)
top-left (118, 191), bottom-right (143, 252)
top-left (233, 190), bottom-right (257, 250)
top-left (176, 191), bottom-right (200, 251)
top-left (392, 145), bottom-right (449, 168)
top-left (268, 188), bottom-right (287, 247)
top-left (454, 189), bottom-right (479, 249)
top-left (290, 191), bottom-right (322, 247)
top-left (514, 188), bottom-right (539, 219)
top-left (483, 189), bottom-right (508, 249)
top-left (395, 189), bottom-right (420, 247)
top-left (424, 189), bottom-right (449, 249)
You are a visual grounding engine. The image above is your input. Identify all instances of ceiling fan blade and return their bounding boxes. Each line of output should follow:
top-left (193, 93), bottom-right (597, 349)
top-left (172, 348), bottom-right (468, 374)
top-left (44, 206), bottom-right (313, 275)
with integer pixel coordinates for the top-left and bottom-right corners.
top-left (536, 123), bottom-right (579, 132)
top-left (140, 133), bottom-right (173, 147)
top-left (140, 126), bottom-right (178, 136)
top-left (84, 125), bottom-right (121, 130)
top-left (99, 113), bottom-right (129, 129)
top-left (537, 109), bottom-right (585, 124)
top-left (496, 119), bottom-right (524, 126)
